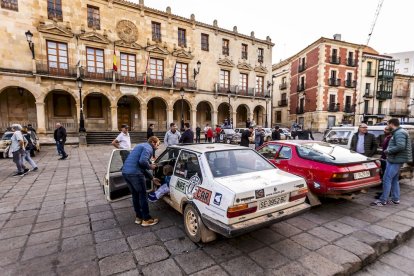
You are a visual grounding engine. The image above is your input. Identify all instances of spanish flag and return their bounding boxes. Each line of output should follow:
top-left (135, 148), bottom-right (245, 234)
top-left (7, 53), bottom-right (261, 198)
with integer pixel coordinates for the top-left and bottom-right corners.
top-left (113, 50), bottom-right (117, 71)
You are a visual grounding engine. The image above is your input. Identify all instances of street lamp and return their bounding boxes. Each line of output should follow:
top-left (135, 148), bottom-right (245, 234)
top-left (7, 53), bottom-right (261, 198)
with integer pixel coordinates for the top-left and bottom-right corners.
top-left (180, 87), bottom-right (185, 131)
top-left (227, 89), bottom-right (232, 126)
top-left (265, 93), bottom-right (270, 128)
top-left (76, 77), bottom-right (86, 133)
top-left (25, 30), bottom-right (35, 59)
top-left (193, 60), bottom-right (201, 80)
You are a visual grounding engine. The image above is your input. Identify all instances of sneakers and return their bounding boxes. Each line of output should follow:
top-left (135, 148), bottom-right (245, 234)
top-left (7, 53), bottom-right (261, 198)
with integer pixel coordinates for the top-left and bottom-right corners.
top-left (141, 218), bottom-right (159, 227)
top-left (12, 172), bottom-right (25, 177)
top-left (23, 168), bottom-right (29, 174)
top-left (59, 155), bottom-right (68, 160)
top-left (370, 200), bottom-right (387, 206)
top-left (148, 192), bottom-right (158, 203)
top-left (32, 167), bottom-right (38, 171)
top-left (135, 217), bottom-right (142, 225)
top-left (388, 200), bottom-right (400, 205)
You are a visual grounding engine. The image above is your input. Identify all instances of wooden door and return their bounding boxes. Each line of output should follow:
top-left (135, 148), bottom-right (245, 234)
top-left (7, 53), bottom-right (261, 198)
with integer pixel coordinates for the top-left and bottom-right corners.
top-left (117, 105), bottom-right (131, 130)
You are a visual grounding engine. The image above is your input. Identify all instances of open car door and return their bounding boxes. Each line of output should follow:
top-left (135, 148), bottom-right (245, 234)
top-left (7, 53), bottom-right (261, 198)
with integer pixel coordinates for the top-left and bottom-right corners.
top-left (103, 149), bottom-right (153, 201)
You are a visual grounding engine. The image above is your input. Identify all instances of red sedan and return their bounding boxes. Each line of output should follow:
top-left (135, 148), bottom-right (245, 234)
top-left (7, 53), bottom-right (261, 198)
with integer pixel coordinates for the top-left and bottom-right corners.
top-left (257, 141), bottom-right (381, 197)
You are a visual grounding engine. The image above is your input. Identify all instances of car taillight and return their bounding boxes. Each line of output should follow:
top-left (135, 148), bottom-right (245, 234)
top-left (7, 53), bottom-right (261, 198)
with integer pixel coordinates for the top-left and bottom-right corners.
top-left (375, 160), bottom-right (381, 167)
top-left (227, 203), bottom-right (257, 218)
top-left (330, 173), bottom-right (352, 182)
top-left (289, 187), bottom-right (308, 201)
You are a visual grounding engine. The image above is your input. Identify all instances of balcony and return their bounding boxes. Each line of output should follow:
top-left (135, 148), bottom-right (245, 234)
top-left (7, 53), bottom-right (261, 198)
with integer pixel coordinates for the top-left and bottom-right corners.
top-left (389, 108), bottom-right (409, 116)
top-left (279, 83), bottom-right (287, 90)
top-left (344, 79), bottom-right (356, 88)
top-left (376, 108), bottom-right (387, 115)
top-left (346, 58), bottom-right (356, 67)
top-left (297, 84), bottom-right (306, 92)
top-left (343, 105), bottom-right (355, 114)
top-left (84, 70), bottom-right (113, 81)
top-left (298, 63), bottom-right (306, 72)
top-left (296, 106), bottom-right (304, 114)
top-left (363, 90), bottom-right (374, 98)
top-left (328, 78), bottom-right (341, 86)
top-left (222, 47), bottom-right (229, 56)
top-left (328, 103), bottom-right (340, 112)
top-left (35, 63), bottom-right (77, 78)
top-left (173, 80), bottom-right (196, 90)
top-left (329, 56), bottom-right (341, 64)
top-left (258, 56), bottom-right (264, 63)
top-left (278, 100), bottom-right (288, 107)
top-left (366, 70), bottom-right (376, 77)
top-left (376, 91), bottom-right (392, 100)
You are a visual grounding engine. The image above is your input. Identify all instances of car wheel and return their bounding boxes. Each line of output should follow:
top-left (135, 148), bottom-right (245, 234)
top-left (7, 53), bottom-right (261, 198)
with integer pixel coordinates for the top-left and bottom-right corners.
top-left (226, 139), bottom-right (231, 144)
top-left (183, 204), bottom-right (216, 243)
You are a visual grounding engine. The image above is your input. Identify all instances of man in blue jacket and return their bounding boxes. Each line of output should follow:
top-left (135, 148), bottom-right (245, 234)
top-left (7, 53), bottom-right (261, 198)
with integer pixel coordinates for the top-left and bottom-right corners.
top-left (122, 136), bottom-right (161, 226)
top-left (371, 119), bottom-right (412, 206)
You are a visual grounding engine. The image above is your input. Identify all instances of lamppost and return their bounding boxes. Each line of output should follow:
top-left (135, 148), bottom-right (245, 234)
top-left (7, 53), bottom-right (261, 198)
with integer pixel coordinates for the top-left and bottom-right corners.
top-left (76, 77), bottom-right (86, 133)
top-left (25, 30), bottom-right (35, 59)
top-left (227, 89), bottom-right (232, 126)
top-left (265, 93), bottom-right (270, 128)
top-left (180, 87), bottom-right (185, 131)
top-left (193, 60), bottom-right (201, 79)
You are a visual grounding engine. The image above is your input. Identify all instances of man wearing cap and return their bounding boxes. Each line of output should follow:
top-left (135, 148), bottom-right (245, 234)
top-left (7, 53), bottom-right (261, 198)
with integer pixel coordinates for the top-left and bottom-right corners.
top-left (10, 124), bottom-right (29, 176)
top-left (112, 124), bottom-right (132, 163)
top-left (350, 123), bottom-right (377, 157)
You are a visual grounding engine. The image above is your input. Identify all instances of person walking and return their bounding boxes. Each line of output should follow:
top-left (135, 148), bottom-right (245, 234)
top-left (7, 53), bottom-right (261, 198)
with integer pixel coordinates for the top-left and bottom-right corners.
top-left (206, 126), bottom-right (213, 143)
top-left (195, 125), bottom-right (201, 143)
top-left (27, 123), bottom-right (38, 157)
top-left (214, 124), bottom-right (222, 143)
top-left (179, 123), bottom-right (194, 144)
top-left (21, 126), bottom-right (38, 171)
top-left (122, 136), bottom-right (161, 226)
top-left (164, 123), bottom-right (181, 146)
top-left (10, 124), bottom-right (29, 176)
top-left (203, 124), bottom-right (210, 142)
top-left (254, 126), bottom-right (265, 149)
top-left (240, 126), bottom-right (254, 147)
top-left (147, 124), bottom-right (154, 139)
top-left (55, 123), bottom-right (68, 160)
top-left (371, 119), bottom-right (412, 206)
top-left (350, 123), bottom-right (377, 157)
top-left (272, 126), bottom-right (281, 141)
top-left (112, 124), bottom-right (132, 163)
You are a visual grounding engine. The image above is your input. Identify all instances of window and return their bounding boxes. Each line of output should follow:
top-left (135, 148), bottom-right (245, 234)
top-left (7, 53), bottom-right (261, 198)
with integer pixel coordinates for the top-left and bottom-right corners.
top-left (152, 22), bottom-right (161, 42)
top-left (220, 70), bottom-right (230, 89)
top-left (404, 68), bottom-right (409, 73)
top-left (378, 101), bottom-right (384, 114)
top-left (47, 41), bottom-right (68, 75)
top-left (258, 48), bottom-right (264, 63)
top-left (239, 73), bottom-right (248, 94)
top-left (256, 76), bottom-right (264, 95)
top-left (178, 28), bottom-right (186, 47)
top-left (1, 0), bottom-right (18, 11)
top-left (201, 33), bottom-right (209, 51)
top-left (345, 96), bottom-right (352, 110)
top-left (257, 144), bottom-right (281, 159)
top-left (120, 53), bottom-right (136, 80)
top-left (365, 83), bottom-right (371, 94)
top-left (86, 47), bottom-right (104, 76)
top-left (175, 62), bottom-right (188, 85)
top-left (241, 44), bottom-right (248, 59)
top-left (276, 111), bottom-right (282, 123)
top-left (174, 151), bottom-right (202, 181)
top-left (364, 100), bottom-right (369, 114)
top-left (48, 0), bottom-right (62, 20)
top-left (149, 58), bottom-right (164, 84)
top-left (330, 70), bottom-right (337, 79)
top-left (282, 77), bottom-right (286, 84)
top-left (87, 5), bottom-right (100, 30)
top-left (87, 96), bottom-right (103, 118)
top-left (222, 39), bottom-right (229, 56)
top-left (405, 58), bottom-right (409, 63)
top-left (277, 146), bottom-right (292, 159)
top-left (53, 93), bottom-right (72, 117)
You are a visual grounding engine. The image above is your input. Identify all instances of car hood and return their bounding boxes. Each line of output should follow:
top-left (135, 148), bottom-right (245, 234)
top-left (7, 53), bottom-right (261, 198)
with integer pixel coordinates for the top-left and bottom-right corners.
top-left (213, 169), bottom-right (305, 196)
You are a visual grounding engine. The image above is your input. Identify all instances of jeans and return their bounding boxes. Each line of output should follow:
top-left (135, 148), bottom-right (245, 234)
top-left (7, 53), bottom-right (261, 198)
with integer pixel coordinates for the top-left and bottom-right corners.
top-left (56, 141), bottom-right (62, 155)
top-left (12, 149), bottom-right (25, 173)
top-left (24, 150), bottom-right (37, 169)
top-left (57, 141), bottom-right (67, 157)
top-left (122, 173), bottom-right (151, 220)
top-left (379, 161), bottom-right (402, 202)
top-left (196, 134), bottom-right (201, 143)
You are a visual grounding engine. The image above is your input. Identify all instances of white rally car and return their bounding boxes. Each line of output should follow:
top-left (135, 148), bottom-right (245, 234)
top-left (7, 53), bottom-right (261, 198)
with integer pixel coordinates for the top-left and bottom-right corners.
top-left (104, 144), bottom-right (310, 243)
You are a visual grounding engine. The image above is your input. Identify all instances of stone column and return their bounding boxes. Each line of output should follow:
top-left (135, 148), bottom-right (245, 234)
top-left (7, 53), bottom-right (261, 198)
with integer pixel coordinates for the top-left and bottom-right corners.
top-left (232, 111), bottom-right (237, 129)
top-left (167, 107), bottom-right (174, 126)
top-left (35, 102), bottom-right (46, 134)
top-left (191, 109), bottom-right (197, 128)
top-left (211, 111), bottom-right (217, 127)
top-left (111, 105), bottom-right (118, 131)
top-left (140, 106), bottom-right (147, 131)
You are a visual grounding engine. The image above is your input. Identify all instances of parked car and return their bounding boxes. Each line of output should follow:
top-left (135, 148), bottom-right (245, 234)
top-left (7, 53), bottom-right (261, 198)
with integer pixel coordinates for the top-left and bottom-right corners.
top-left (0, 131), bottom-right (13, 158)
top-left (104, 144), bottom-right (310, 243)
top-left (220, 128), bottom-right (241, 144)
top-left (257, 141), bottom-right (381, 198)
top-left (262, 128), bottom-right (289, 141)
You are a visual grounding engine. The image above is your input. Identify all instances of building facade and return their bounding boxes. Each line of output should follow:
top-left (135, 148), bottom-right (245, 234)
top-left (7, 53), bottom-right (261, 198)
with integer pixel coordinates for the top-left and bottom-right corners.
top-left (0, 0), bottom-right (273, 137)
top-left (390, 51), bottom-right (414, 75)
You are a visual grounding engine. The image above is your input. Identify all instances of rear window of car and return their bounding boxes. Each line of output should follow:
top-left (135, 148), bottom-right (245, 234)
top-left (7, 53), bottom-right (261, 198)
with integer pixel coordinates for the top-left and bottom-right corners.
top-left (1, 133), bottom-right (13, 140)
top-left (296, 142), bottom-right (371, 164)
top-left (205, 149), bottom-right (274, 177)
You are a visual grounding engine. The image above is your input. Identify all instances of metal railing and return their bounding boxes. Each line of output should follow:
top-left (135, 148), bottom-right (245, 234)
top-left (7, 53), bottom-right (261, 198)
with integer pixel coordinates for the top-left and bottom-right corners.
top-left (329, 56), bottom-right (341, 64)
top-left (36, 63), bottom-right (77, 78)
top-left (344, 80), bottom-right (356, 88)
top-left (328, 103), bottom-right (340, 112)
top-left (279, 83), bottom-right (287, 90)
top-left (328, 78), bottom-right (341, 86)
top-left (296, 107), bottom-right (304, 114)
top-left (297, 84), bottom-right (305, 92)
top-left (346, 58), bottom-right (356, 67)
top-left (47, 121), bottom-right (78, 132)
top-left (366, 70), bottom-right (376, 77)
top-left (376, 108), bottom-right (387, 115)
top-left (363, 90), bottom-right (374, 98)
top-left (343, 105), bottom-right (355, 113)
top-left (278, 100), bottom-right (288, 107)
top-left (298, 63), bottom-right (306, 72)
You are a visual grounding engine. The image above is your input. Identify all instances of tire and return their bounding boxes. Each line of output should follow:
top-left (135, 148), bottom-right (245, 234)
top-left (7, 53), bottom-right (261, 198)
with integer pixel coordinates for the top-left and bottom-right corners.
top-left (226, 139), bottom-right (231, 144)
top-left (183, 204), bottom-right (216, 243)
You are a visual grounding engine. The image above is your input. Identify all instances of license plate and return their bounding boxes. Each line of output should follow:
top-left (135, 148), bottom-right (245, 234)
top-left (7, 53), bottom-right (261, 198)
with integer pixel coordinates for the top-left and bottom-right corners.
top-left (258, 195), bottom-right (287, 210)
top-left (363, 162), bottom-right (377, 169)
top-left (354, 171), bottom-right (370, 179)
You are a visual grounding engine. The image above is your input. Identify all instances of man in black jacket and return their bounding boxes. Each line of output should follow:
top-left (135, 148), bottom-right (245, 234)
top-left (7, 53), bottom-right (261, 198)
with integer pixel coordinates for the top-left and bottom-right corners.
top-left (179, 123), bottom-right (194, 144)
top-left (147, 124), bottom-right (154, 139)
top-left (272, 126), bottom-right (281, 140)
top-left (240, 127), bottom-right (254, 147)
top-left (350, 123), bottom-right (377, 157)
top-left (54, 123), bottom-right (68, 160)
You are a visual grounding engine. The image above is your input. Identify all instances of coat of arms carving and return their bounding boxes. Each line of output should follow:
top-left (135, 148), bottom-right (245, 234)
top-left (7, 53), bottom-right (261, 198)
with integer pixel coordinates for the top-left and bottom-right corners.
top-left (116, 20), bottom-right (138, 43)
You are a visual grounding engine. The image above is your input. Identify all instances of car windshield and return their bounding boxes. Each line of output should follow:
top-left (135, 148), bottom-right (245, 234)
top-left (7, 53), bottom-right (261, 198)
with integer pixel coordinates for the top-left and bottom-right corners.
top-left (223, 129), bottom-right (235, 134)
top-left (205, 149), bottom-right (274, 177)
top-left (296, 142), bottom-right (371, 164)
top-left (1, 133), bottom-right (13, 140)
top-left (324, 130), bottom-right (352, 145)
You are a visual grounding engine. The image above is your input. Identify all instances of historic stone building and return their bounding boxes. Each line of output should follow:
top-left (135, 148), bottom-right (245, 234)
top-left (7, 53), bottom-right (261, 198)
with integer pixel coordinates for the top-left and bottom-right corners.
top-left (0, 0), bottom-right (273, 138)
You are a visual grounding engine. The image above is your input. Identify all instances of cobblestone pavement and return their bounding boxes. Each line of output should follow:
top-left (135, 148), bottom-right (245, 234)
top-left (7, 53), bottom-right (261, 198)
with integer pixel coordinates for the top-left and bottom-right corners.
top-left (0, 145), bottom-right (414, 276)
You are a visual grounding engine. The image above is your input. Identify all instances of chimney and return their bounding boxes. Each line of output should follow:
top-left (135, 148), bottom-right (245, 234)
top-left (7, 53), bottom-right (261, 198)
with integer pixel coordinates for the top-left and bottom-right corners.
top-left (333, 34), bottom-right (341, 41)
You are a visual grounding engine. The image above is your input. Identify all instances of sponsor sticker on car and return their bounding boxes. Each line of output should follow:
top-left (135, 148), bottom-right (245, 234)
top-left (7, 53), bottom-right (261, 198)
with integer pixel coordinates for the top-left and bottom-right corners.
top-left (194, 187), bottom-right (212, 205)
